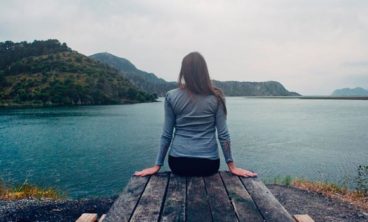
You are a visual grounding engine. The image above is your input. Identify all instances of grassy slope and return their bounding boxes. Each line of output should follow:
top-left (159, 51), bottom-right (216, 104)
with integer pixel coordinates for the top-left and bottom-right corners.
top-left (271, 175), bottom-right (368, 212)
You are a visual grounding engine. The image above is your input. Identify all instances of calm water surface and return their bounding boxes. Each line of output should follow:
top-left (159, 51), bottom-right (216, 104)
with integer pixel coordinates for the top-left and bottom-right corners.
top-left (0, 98), bottom-right (367, 198)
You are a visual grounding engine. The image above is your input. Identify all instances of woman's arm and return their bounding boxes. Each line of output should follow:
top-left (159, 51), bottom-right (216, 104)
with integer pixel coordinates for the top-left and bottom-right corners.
top-left (215, 101), bottom-right (233, 163)
top-left (227, 162), bottom-right (257, 177)
top-left (216, 101), bottom-right (257, 177)
top-left (135, 94), bottom-right (175, 177)
top-left (154, 95), bottom-right (175, 166)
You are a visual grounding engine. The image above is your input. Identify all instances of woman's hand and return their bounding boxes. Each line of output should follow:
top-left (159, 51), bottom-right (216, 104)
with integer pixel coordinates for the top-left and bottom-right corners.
top-left (134, 165), bottom-right (161, 177)
top-left (227, 162), bottom-right (257, 177)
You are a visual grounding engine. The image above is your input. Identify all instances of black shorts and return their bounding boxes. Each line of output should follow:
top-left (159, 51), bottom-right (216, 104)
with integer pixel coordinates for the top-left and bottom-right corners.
top-left (168, 155), bottom-right (220, 177)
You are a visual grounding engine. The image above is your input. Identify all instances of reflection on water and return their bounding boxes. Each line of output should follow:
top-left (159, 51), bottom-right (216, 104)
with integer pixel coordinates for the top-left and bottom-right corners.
top-left (0, 98), bottom-right (367, 198)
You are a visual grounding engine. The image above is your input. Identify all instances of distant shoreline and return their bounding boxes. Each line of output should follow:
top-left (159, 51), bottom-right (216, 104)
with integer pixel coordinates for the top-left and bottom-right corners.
top-left (243, 96), bottom-right (368, 100)
top-left (0, 99), bottom-right (160, 109)
top-left (1, 96), bottom-right (367, 109)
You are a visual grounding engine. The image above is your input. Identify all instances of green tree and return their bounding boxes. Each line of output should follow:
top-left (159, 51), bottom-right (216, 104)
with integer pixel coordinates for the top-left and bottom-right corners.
top-left (0, 74), bottom-right (7, 87)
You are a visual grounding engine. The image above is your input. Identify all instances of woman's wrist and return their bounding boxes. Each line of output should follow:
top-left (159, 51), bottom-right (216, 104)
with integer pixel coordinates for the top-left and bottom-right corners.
top-left (227, 161), bottom-right (235, 170)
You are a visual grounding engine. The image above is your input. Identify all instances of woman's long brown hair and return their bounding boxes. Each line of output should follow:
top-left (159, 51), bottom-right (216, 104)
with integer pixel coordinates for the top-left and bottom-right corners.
top-left (178, 52), bottom-right (227, 115)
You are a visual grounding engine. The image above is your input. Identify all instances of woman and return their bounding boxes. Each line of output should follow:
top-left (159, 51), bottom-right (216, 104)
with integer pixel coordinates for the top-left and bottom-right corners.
top-left (135, 52), bottom-right (257, 177)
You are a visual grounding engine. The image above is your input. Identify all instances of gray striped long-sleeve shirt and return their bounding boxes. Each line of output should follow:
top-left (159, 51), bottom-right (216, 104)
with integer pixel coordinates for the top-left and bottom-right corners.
top-left (155, 88), bottom-right (233, 166)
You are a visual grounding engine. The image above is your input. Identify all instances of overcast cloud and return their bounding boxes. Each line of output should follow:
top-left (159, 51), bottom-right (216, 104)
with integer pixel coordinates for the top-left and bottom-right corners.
top-left (1, 0), bottom-right (368, 95)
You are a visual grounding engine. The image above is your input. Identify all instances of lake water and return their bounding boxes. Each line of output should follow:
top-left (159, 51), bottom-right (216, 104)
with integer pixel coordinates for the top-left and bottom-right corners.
top-left (0, 97), bottom-right (367, 198)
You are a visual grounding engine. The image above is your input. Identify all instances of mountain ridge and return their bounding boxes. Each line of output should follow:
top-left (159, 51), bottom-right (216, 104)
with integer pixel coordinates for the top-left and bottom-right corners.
top-left (90, 52), bottom-right (175, 97)
top-left (90, 52), bottom-right (300, 96)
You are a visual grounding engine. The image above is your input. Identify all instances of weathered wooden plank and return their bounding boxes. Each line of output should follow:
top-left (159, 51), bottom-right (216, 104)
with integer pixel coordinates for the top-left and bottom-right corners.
top-left (220, 171), bottom-right (264, 222)
top-left (160, 173), bottom-right (186, 222)
top-left (76, 213), bottom-right (98, 222)
top-left (294, 214), bottom-right (315, 222)
top-left (204, 173), bottom-right (238, 222)
top-left (104, 175), bottom-right (150, 222)
top-left (130, 172), bottom-right (170, 222)
top-left (186, 176), bottom-right (212, 222)
top-left (240, 177), bottom-right (294, 222)
top-left (98, 214), bottom-right (106, 222)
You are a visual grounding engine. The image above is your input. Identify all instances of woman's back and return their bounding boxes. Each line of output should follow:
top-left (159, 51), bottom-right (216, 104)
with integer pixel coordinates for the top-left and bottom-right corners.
top-left (167, 88), bottom-right (220, 159)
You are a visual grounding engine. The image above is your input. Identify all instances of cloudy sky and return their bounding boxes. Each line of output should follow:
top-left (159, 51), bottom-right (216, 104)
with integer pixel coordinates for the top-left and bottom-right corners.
top-left (1, 0), bottom-right (368, 95)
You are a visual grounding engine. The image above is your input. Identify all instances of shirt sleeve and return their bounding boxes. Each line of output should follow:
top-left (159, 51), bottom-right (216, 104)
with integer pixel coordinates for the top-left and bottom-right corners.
top-left (155, 93), bottom-right (176, 166)
top-left (215, 100), bottom-right (234, 163)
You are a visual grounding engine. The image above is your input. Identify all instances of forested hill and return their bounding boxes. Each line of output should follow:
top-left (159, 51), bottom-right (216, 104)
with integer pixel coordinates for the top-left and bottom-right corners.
top-left (90, 52), bottom-right (176, 96)
top-left (0, 40), bottom-right (156, 107)
top-left (90, 52), bottom-right (300, 96)
top-left (212, 80), bottom-right (300, 96)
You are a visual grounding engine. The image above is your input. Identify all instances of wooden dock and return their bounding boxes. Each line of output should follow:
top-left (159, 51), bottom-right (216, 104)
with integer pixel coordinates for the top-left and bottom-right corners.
top-left (100, 171), bottom-right (302, 222)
